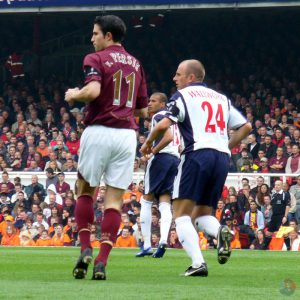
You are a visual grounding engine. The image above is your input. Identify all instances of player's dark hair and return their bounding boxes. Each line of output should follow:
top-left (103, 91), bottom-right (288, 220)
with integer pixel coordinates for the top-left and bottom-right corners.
top-left (94, 15), bottom-right (126, 42)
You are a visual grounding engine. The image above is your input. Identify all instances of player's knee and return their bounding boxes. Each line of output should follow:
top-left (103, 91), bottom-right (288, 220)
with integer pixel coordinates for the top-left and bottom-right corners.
top-left (75, 178), bottom-right (96, 198)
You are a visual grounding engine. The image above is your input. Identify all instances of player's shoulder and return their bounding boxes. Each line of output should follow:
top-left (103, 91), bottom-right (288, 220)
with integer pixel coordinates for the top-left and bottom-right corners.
top-left (152, 109), bottom-right (168, 121)
top-left (169, 90), bottom-right (183, 102)
top-left (153, 109), bottom-right (168, 118)
top-left (83, 52), bottom-right (101, 65)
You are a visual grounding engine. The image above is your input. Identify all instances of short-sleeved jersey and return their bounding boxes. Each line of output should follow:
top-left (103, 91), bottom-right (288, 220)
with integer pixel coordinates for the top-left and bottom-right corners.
top-left (151, 109), bottom-right (180, 157)
top-left (166, 83), bottom-right (246, 155)
top-left (83, 45), bottom-right (148, 129)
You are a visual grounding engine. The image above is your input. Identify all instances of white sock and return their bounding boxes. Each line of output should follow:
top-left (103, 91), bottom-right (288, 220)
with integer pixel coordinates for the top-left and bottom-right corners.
top-left (140, 197), bottom-right (153, 249)
top-left (175, 216), bottom-right (204, 267)
top-left (194, 215), bottom-right (220, 238)
top-left (159, 202), bottom-right (172, 245)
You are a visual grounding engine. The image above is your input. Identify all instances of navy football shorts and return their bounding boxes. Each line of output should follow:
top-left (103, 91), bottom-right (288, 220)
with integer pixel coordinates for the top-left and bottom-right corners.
top-left (173, 149), bottom-right (230, 208)
top-left (144, 153), bottom-right (180, 198)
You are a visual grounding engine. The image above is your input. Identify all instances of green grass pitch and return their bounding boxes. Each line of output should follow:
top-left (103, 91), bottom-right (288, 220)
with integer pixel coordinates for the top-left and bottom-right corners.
top-left (0, 247), bottom-right (299, 300)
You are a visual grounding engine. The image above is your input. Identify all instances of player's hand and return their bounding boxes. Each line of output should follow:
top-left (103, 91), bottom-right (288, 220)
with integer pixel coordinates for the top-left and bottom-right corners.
top-left (140, 140), bottom-right (152, 155)
top-left (140, 154), bottom-right (152, 162)
top-left (65, 87), bottom-right (79, 105)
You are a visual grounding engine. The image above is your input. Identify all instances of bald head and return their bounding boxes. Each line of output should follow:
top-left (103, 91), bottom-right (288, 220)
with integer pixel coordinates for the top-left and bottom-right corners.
top-left (174, 59), bottom-right (205, 90)
top-left (182, 59), bottom-right (205, 82)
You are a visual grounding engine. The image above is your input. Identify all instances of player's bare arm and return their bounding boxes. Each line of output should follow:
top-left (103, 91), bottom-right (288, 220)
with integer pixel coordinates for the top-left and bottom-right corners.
top-left (65, 81), bottom-right (101, 104)
top-left (151, 127), bottom-right (173, 155)
top-left (228, 122), bottom-right (252, 150)
top-left (134, 107), bottom-right (148, 118)
top-left (141, 118), bottom-right (172, 155)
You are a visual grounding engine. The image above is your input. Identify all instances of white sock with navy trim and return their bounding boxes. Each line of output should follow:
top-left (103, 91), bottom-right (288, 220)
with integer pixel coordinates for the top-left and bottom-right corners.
top-left (140, 196), bottom-right (153, 249)
top-left (159, 202), bottom-right (172, 245)
top-left (175, 216), bottom-right (204, 267)
top-left (194, 215), bottom-right (220, 238)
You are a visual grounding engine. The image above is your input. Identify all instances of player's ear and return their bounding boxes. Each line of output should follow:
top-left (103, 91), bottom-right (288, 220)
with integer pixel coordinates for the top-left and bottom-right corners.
top-left (105, 31), bottom-right (113, 41)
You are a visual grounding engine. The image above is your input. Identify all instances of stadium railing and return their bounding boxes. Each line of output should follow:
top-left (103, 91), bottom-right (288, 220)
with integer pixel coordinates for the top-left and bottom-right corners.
top-left (6, 172), bottom-right (299, 191)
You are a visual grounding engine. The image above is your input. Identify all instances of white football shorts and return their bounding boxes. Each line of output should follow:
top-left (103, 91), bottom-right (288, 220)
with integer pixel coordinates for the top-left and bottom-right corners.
top-left (78, 125), bottom-right (137, 189)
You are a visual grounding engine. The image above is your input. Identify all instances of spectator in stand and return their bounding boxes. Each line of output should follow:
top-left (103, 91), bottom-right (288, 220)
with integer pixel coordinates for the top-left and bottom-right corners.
top-left (27, 109), bottom-right (42, 126)
top-left (16, 140), bottom-right (28, 163)
top-left (269, 147), bottom-right (287, 173)
top-left (282, 182), bottom-right (296, 222)
top-left (48, 206), bottom-right (62, 226)
top-left (168, 228), bottom-right (182, 249)
top-left (55, 172), bottom-right (70, 200)
top-left (12, 191), bottom-right (30, 214)
top-left (19, 230), bottom-right (36, 246)
top-left (236, 148), bottom-right (252, 172)
top-left (90, 233), bottom-right (101, 249)
top-left (1, 225), bottom-right (20, 246)
top-left (272, 128), bottom-right (285, 147)
top-left (45, 168), bottom-right (58, 188)
top-left (50, 224), bottom-right (72, 246)
top-left (151, 233), bottom-right (160, 248)
top-left (284, 230), bottom-right (300, 251)
top-left (0, 171), bottom-right (15, 194)
top-left (66, 131), bottom-right (80, 158)
top-left (14, 209), bottom-right (28, 230)
top-left (11, 183), bottom-right (27, 204)
top-left (242, 201), bottom-right (265, 243)
top-left (289, 175), bottom-right (300, 223)
top-left (0, 140), bottom-right (7, 157)
top-left (214, 200), bottom-right (225, 223)
top-left (285, 144), bottom-right (300, 174)
top-left (279, 115), bottom-right (290, 135)
top-left (53, 138), bottom-right (68, 161)
top-left (292, 128), bottom-right (300, 145)
top-left (282, 136), bottom-right (292, 156)
top-left (11, 112), bottom-right (25, 134)
top-left (250, 176), bottom-right (265, 195)
top-left (32, 152), bottom-right (46, 170)
top-left (62, 158), bottom-right (77, 172)
top-left (26, 204), bottom-right (41, 222)
top-left (35, 230), bottom-right (51, 246)
top-left (116, 227), bottom-right (137, 248)
top-left (261, 195), bottom-right (273, 227)
top-left (132, 216), bottom-right (143, 248)
top-left (257, 126), bottom-right (267, 144)
top-left (36, 139), bottom-right (49, 158)
top-left (0, 214), bottom-right (14, 238)
top-left (222, 213), bottom-right (241, 249)
top-left (249, 229), bottom-right (267, 250)
top-left (133, 158), bottom-right (144, 173)
top-left (255, 183), bottom-right (270, 207)
top-left (43, 114), bottom-right (57, 136)
top-left (259, 135), bottom-right (277, 159)
top-left (44, 184), bottom-right (63, 207)
top-left (44, 151), bottom-right (62, 171)
top-left (253, 149), bottom-right (266, 167)
top-left (247, 134), bottom-right (260, 160)
top-left (33, 212), bottom-right (49, 230)
top-left (258, 157), bottom-right (270, 173)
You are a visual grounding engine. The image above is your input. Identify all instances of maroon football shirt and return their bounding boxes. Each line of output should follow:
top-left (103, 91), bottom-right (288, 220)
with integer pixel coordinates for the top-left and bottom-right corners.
top-left (83, 45), bottom-right (148, 129)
